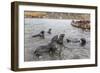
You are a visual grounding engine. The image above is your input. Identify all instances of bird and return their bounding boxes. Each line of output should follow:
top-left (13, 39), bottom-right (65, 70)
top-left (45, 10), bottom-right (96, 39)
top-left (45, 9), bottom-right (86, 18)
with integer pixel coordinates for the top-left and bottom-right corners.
top-left (47, 28), bottom-right (52, 34)
top-left (32, 30), bottom-right (45, 39)
top-left (80, 38), bottom-right (86, 46)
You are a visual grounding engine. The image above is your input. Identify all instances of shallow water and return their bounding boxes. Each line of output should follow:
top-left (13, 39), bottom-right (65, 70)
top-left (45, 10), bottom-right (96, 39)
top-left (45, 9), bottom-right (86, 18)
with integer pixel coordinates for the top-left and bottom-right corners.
top-left (24, 18), bottom-right (90, 61)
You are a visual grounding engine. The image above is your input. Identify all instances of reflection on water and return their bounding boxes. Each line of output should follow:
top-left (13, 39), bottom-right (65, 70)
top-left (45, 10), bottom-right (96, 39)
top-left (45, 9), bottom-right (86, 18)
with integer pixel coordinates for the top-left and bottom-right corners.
top-left (24, 18), bottom-right (90, 61)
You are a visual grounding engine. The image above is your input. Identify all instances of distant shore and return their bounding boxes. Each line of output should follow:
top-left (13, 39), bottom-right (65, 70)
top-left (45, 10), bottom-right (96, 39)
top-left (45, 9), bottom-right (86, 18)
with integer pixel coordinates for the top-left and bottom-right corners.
top-left (24, 11), bottom-right (90, 20)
